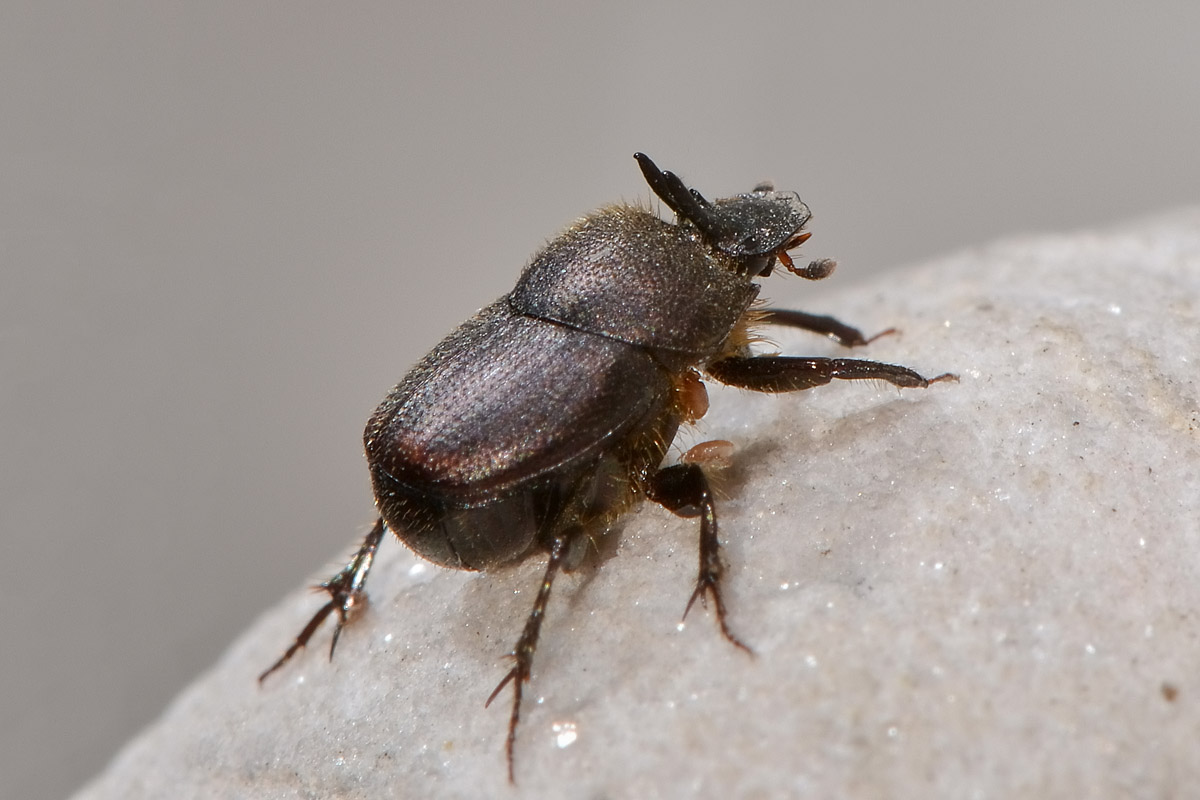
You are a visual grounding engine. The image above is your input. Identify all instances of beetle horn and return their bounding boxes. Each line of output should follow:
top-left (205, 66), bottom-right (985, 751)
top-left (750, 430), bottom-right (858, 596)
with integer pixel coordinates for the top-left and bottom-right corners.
top-left (634, 152), bottom-right (731, 243)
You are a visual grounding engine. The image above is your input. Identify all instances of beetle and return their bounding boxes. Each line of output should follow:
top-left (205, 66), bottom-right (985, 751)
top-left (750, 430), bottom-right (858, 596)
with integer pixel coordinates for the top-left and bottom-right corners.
top-left (260, 152), bottom-right (954, 780)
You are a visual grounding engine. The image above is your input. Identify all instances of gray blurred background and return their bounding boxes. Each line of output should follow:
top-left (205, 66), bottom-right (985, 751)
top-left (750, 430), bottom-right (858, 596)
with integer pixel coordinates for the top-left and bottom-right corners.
top-left (3, 3), bottom-right (1198, 798)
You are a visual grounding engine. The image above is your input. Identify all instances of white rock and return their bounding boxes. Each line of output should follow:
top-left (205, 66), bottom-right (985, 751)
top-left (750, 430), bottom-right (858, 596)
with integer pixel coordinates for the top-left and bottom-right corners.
top-left (74, 210), bottom-right (1200, 799)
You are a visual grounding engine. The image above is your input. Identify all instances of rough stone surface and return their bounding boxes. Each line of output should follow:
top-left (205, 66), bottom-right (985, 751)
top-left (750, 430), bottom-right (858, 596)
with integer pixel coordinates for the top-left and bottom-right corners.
top-left (74, 210), bottom-right (1200, 799)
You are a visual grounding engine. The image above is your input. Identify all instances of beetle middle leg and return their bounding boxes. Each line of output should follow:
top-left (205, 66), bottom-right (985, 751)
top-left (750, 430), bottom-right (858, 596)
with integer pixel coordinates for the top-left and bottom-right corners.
top-left (708, 355), bottom-right (956, 393)
top-left (760, 308), bottom-right (896, 348)
top-left (486, 531), bottom-right (573, 783)
top-left (259, 516), bottom-right (386, 683)
top-left (646, 463), bottom-right (751, 653)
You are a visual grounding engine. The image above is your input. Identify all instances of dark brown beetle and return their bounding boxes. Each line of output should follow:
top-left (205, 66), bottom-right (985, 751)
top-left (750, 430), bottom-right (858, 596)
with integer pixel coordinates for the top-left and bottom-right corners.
top-left (260, 153), bottom-right (954, 779)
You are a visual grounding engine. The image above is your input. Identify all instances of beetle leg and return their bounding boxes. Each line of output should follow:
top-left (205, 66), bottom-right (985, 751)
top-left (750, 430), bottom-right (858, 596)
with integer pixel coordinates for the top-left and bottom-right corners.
top-left (647, 463), bottom-right (752, 654)
top-left (708, 354), bottom-right (957, 393)
top-left (486, 532), bottom-right (572, 783)
top-left (259, 517), bottom-right (386, 683)
top-left (759, 308), bottom-right (896, 348)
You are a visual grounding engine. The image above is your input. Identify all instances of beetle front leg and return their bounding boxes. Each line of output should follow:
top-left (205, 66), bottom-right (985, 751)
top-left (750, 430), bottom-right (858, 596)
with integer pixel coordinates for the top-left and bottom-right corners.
top-left (708, 354), bottom-right (957, 393)
top-left (759, 308), bottom-right (895, 348)
top-left (647, 463), bottom-right (751, 654)
top-left (486, 532), bottom-right (571, 783)
top-left (259, 517), bottom-right (386, 683)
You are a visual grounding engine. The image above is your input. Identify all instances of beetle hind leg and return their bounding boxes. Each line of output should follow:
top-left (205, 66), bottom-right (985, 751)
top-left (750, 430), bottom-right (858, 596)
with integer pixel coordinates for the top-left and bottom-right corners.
top-left (647, 463), bottom-right (752, 654)
top-left (486, 531), bottom-right (572, 783)
top-left (258, 517), bottom-right (386, 683)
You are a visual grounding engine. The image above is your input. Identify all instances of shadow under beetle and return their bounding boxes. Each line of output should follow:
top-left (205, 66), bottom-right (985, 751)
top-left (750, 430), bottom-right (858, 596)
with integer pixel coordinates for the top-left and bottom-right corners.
top-left (260, 152), bottom-right (955, 780)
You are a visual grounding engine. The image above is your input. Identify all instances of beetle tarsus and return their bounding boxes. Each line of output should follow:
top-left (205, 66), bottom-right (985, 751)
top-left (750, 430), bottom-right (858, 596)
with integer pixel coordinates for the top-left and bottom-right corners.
top-left (863, 327), bottom-right (898, 345)
top-left (258, 517), bottom-right (385, 683)
top-left (486, 533), bottom-right (572, 783)
top-left (647, 464), bottom-right (753, 654)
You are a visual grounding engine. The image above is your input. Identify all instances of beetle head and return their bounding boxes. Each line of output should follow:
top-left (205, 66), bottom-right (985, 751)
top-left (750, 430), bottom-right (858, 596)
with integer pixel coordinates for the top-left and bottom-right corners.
top-left (634, 152), bottom-right (812, 277)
